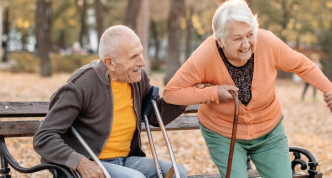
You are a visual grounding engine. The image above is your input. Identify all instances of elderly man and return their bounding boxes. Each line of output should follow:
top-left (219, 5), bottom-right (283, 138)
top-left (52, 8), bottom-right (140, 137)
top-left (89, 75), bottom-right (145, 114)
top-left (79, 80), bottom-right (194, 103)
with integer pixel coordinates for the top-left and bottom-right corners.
top-left (33, 25), bottom-right (188, 178)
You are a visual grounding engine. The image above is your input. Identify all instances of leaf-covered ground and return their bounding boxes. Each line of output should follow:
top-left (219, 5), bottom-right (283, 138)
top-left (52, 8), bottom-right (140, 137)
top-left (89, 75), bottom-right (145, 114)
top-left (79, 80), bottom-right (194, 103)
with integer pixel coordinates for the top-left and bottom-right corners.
top-left (1, 71), bottom-right (331, 177)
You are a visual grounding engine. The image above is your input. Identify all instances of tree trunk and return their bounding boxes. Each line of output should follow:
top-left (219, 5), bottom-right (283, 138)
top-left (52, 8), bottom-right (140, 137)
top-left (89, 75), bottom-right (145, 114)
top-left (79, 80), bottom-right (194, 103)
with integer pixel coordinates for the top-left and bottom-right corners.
top-left (185, 6), bottom-right (193, 60)
top-left (280, 0), bottom-right (288, 43)
top-left (2, 7), bottom-right (9, 62)
top-left (36, 0), bottom-right (52, 77)
top-left (59, 30), bottom-right (66, 50)
top-left (136, 0), bottom-right (150, 74)
top-left (164, 0), bottom-right (185, 85)
top-left (79, 0), bottom-right (88, 47)
top-left (124, 0), bottom-right (142, 30)
top-left (94, 0), bottom-right (103, 43)
top-left (21, 29), bottom-right (27, 51)
top-left (150, 20), bottom-right (159, 61)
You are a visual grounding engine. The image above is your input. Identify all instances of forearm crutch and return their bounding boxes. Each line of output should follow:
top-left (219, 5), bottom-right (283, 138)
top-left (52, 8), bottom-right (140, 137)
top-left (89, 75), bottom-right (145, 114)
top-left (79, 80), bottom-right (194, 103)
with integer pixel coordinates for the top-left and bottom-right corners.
top-left (142, 86), bottom-right (180, 178)
top-left (226, 90), bottom-right (239, 178)
top-left (70, 126), bottom-right (112, 178)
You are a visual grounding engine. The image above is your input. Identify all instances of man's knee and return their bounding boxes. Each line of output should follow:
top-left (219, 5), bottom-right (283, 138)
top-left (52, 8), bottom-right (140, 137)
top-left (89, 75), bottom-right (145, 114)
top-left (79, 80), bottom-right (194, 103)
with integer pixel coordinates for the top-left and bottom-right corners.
top-left (120, 171), bottom-right (145, 178)
top-left (110, 170), bottom-right (145, 178)
top-left (176, 164), bottom-right (188, 178)
top-left (164, 164), bottom-right (188, 178)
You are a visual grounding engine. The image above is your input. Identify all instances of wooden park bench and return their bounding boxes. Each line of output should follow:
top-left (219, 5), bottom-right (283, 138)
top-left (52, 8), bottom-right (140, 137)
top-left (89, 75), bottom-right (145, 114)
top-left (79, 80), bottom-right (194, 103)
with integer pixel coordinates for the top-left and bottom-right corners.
top-left (0, 101), bottom-right (323, 178)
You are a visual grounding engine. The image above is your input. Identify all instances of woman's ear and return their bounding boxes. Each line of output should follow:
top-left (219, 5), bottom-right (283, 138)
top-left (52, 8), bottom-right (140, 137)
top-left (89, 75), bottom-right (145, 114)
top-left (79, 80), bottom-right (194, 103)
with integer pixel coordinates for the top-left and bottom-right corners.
top-left (104, 57), bottom-right (116, 71)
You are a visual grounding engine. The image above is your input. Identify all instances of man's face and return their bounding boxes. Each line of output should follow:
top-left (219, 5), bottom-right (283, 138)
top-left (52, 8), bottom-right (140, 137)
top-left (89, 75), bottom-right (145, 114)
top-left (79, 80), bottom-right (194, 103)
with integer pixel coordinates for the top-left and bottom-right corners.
top-left (107, 33), bottom-right (146, 83)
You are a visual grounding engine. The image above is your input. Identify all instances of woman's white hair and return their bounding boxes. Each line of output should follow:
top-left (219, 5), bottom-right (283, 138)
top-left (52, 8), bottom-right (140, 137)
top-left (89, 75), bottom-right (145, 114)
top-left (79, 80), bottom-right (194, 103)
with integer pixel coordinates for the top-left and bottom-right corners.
top-left (212, 0), bottom-right (258, 43)
top-left (99, 25), bottom-right (135, 61)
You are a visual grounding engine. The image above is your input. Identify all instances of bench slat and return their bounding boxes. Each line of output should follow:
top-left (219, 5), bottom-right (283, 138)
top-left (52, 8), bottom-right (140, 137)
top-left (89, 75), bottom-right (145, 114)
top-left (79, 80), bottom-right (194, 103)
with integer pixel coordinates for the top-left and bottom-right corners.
top-left (0, 116), bottom-right (199, 137)
top-left (0, 120), bottom-right (42, 137)
top-left (0, 102), bottom-right (199, 117)
top-left (0, 102), bottom-right (49, 117)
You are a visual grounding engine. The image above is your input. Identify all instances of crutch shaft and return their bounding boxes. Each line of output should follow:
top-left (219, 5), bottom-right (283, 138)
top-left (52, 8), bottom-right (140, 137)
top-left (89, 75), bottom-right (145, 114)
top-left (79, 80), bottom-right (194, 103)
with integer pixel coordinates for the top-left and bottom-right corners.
top-left (151, 100), bottom-right (181, 178)
top-left (144, 115), bottom-right (164, 178)
top-left (70, 126), bottom-right (112, 178)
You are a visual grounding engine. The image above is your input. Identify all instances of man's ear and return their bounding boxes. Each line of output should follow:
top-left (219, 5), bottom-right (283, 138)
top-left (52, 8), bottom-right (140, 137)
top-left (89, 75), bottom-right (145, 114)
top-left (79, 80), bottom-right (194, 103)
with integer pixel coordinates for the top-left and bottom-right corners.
top-left (217, 39), bottom-right (224, 48)
top-left (104, 57), bottom-right (116, 71)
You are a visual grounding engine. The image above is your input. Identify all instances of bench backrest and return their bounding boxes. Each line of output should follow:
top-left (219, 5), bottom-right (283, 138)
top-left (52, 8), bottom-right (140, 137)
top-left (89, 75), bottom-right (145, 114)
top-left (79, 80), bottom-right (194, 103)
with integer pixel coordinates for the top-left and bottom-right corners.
top-left (0, 102), bottom-right (199, 137)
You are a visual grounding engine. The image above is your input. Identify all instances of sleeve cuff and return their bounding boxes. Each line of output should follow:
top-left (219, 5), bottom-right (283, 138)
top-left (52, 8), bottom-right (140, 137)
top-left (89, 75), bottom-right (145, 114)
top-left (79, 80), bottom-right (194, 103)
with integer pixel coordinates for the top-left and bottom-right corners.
top-left (65, 152), bottom-right (84, 171)
top-left (212, 86), bottom-right (219, 104)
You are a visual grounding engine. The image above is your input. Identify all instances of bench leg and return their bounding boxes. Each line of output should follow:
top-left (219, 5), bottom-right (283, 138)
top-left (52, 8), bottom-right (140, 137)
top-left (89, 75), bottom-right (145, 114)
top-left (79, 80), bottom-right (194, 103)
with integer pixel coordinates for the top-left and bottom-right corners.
top-left (0, 154), bottom-right (11, 178)
top-left (246, 155), bottom-right (252, 170)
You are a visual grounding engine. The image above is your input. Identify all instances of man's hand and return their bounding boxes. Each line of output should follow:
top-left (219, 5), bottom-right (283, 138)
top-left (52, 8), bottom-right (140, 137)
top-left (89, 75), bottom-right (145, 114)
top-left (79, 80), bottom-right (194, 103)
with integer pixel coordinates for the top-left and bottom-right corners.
top-left (217, 85), bottom-right (239, 103)
top-left (77, 157), bottom-right (106, 178)
top-left (194, 83), bottom-right (215, 89)
top-left (324, 91), bottom-right (332, 112)
top-left (194, 83), bottom-right (215, 104)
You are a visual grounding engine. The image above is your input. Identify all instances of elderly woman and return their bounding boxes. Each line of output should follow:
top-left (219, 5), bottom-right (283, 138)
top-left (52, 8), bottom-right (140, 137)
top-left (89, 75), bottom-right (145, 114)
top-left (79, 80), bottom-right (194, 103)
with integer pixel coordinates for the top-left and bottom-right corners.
top-left (163, 0), bottom-right (332, 178)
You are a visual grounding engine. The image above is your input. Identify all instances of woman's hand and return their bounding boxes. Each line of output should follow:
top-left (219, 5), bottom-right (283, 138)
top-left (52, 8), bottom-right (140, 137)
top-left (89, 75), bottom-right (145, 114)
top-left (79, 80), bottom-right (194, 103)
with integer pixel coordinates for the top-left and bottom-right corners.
top-left (217, 85), bottom-right (239, 103)
top-left (324, 91), bottom-right (332, 112)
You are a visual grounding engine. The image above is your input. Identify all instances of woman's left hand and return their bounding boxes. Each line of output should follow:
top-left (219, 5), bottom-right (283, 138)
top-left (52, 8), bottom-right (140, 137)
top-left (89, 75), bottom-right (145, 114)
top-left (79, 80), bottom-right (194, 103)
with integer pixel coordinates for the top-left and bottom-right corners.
top-left (324, 91), bottom-right (332, 112)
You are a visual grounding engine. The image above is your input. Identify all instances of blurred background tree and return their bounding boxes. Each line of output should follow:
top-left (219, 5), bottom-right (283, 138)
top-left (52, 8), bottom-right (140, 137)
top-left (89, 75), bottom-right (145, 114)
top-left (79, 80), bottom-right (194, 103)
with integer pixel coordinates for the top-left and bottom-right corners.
top-left (0, 0), bottom-right (332, 79)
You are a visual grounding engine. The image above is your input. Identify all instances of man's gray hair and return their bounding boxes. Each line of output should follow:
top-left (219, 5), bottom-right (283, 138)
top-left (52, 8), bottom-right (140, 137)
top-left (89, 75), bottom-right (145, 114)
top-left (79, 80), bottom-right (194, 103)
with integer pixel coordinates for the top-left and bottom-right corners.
top-left (99, 25), bottom-right (135, 61)
top-left (212, 0), bottom-right (258, 43)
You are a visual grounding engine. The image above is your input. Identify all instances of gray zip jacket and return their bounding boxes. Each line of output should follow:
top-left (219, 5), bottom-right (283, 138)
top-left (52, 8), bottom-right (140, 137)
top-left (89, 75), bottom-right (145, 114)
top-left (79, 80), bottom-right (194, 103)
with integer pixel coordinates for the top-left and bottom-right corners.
top-left (33, 60), bottom-right (186, 170)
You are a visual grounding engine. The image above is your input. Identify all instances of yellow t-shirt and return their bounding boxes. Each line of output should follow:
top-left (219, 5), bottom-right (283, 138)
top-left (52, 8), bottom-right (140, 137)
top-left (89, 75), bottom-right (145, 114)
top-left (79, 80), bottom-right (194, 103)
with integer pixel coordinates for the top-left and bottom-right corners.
top-left (98, 81), bottom-right (137, 159)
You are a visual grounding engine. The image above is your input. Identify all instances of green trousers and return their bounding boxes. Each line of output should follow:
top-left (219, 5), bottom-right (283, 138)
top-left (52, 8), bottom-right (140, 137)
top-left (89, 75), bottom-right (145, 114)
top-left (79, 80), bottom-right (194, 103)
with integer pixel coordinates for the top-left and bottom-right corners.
top-left (199, 116), bottom-right (292, 178)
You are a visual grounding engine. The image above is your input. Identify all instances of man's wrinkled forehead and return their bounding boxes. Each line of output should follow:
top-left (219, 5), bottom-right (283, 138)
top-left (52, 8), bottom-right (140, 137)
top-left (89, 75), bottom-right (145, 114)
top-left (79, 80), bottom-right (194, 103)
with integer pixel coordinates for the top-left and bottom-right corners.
top-left (117, 32), bottom-right (142, 55)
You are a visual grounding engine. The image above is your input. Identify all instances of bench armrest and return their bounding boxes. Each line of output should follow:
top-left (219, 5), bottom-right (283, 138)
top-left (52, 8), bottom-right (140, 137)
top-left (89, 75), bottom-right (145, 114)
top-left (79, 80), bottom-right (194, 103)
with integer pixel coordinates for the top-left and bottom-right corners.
top-left (0, 137), bottom-right (73, 177)
top-left (290, 146), bottom-right (319, 178)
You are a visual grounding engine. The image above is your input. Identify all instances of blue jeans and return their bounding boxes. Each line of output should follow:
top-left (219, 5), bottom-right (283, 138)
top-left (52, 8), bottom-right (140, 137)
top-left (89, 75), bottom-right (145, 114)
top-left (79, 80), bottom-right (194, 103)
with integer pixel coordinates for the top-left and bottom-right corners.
top-left (101, 156), bottom-right (188, 178)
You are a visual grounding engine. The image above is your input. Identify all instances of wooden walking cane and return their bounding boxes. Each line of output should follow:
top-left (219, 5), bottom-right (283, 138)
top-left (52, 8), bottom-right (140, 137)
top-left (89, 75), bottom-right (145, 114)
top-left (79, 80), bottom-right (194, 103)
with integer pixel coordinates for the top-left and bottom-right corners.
top-left (225, 90), bottom-right (239, 178)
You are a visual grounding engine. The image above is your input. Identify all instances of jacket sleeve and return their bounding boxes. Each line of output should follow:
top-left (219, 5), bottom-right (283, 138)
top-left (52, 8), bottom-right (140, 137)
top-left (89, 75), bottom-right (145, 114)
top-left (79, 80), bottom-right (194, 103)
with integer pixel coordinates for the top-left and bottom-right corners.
top-left (163, 57), bottom-right (219, 106)
top-left (33, 82), bottom-right (84, 171)
top-left (274, 33), bottom-right (332, 93)
top-left (140, 71), bottom-right (187, 126)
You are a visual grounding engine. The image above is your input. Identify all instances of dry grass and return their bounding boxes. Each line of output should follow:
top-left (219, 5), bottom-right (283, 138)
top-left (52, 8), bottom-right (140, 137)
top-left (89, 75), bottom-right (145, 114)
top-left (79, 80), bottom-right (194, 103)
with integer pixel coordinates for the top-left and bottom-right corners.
top-left (1, 71), bottom-right (332, 177)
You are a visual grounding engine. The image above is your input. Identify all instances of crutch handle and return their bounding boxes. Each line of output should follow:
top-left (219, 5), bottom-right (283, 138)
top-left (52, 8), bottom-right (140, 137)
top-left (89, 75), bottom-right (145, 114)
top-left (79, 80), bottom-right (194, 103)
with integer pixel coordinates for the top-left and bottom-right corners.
top-left (226, 90), bottom-right (239, 178)
top-left (141, 86), bottom-right (159, 119)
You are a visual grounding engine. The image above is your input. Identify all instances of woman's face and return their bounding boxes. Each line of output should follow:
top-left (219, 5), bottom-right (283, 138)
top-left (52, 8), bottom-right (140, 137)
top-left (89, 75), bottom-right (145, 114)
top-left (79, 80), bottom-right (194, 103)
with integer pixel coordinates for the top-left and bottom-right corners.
top-left (218, 20), bottom-right (257, 67)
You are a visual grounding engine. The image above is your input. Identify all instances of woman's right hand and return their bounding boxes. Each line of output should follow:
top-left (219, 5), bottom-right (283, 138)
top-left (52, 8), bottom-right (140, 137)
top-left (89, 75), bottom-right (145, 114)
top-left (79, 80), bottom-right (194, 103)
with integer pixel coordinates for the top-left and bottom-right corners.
top-left (217, 85), bottom-right (239, 103)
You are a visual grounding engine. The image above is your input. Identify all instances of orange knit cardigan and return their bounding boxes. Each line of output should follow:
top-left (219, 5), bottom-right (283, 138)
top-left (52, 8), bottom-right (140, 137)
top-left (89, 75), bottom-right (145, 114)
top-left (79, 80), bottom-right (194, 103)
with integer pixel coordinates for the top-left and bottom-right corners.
top-left (163, 29), bottom-right (332, 139)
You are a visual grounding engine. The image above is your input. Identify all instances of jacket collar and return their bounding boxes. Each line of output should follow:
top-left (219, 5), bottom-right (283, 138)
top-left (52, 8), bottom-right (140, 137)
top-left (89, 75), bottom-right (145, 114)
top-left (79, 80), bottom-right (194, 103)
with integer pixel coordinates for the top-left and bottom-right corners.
top-left (94, 59), bottom-right (111, 86)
